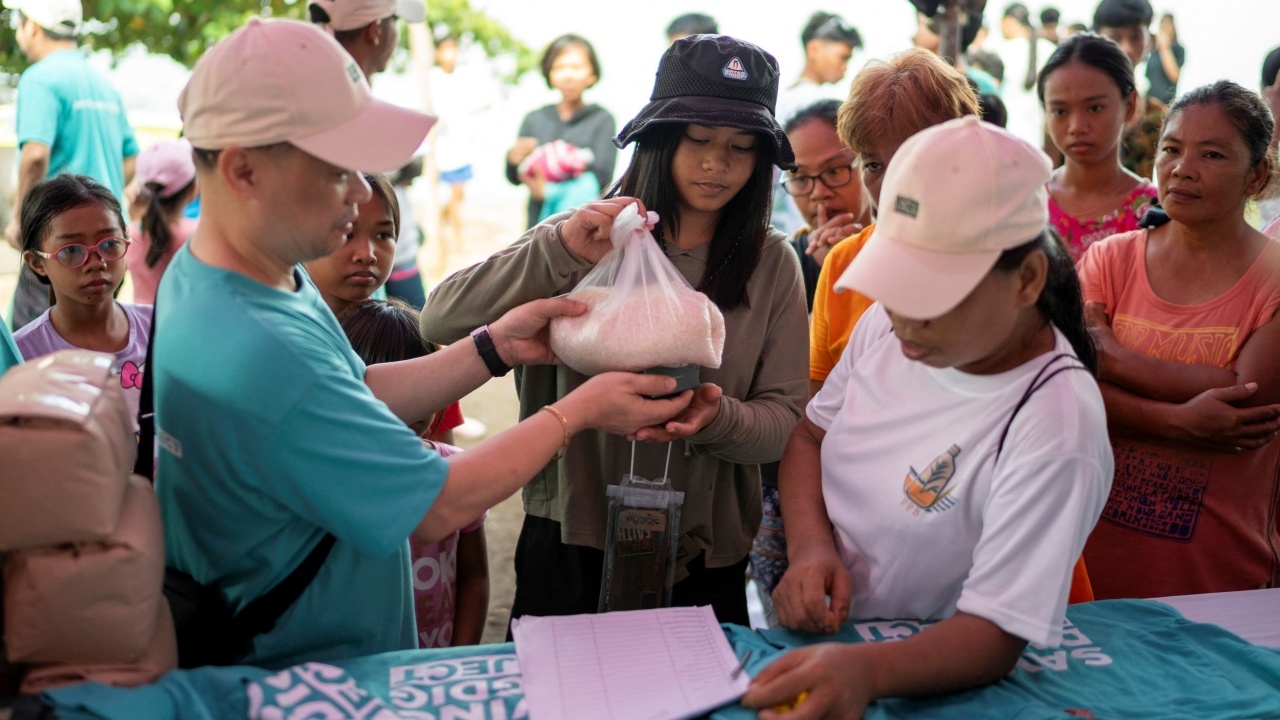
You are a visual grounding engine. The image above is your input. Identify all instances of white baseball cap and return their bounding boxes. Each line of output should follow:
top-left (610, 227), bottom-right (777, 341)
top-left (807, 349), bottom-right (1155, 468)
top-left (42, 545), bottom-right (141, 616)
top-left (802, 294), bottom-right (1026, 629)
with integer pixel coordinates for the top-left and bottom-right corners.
top-left (309, 0), bottom-right (425, 32)
top-left (4, 0), bottom-right (82, 36)
top-left (836, 116), bottom-right (1052, 320)
top-left (177, 18), bottom-right (435, 174)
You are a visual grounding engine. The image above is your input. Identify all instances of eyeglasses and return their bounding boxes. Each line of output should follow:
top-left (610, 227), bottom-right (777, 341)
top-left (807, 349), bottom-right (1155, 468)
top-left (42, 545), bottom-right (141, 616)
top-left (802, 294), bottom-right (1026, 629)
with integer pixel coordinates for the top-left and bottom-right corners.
top-left (780, 164), bottom-right (856, 196)
top-left (34, 237), bottom-right (131, 269)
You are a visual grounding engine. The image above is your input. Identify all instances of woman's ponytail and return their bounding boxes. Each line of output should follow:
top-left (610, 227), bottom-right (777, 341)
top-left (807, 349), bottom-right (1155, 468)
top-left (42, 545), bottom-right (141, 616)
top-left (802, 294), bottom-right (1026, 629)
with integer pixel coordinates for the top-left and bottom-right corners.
top-left (995, 230), bottom-right (1097, 374)
top-left (141, 179), bottom-right (194, 268)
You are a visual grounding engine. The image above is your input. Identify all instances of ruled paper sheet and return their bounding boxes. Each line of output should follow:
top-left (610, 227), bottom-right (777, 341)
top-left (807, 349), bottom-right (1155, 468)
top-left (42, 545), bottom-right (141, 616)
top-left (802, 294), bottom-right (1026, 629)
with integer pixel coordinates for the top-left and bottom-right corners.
top-left (512, 605), bottom-right (750, 720)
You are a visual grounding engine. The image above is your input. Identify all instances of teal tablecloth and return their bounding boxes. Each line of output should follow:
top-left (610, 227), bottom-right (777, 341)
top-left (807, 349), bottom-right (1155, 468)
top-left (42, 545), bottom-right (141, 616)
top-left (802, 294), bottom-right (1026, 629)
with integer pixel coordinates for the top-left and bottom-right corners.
top-left (47, 600), bottom-right (1280, 720)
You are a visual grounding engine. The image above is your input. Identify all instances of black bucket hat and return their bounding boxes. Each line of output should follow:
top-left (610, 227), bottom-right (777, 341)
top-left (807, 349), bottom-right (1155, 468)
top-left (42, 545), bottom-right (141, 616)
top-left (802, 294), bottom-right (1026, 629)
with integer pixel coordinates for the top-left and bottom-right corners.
top-left (614, 34), bottom-right (796, 171)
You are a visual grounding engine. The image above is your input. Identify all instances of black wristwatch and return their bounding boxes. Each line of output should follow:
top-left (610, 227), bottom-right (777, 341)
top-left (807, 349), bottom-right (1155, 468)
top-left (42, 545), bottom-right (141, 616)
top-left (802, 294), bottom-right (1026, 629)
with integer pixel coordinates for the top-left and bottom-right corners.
top-left (471, 325), bottom-right (512, 377)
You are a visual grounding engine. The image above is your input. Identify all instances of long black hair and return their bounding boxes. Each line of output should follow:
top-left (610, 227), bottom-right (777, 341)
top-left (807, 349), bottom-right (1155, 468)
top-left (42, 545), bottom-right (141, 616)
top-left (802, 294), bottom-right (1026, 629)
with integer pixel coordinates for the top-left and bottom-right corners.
top-left (140, 179), bottom-right (195, 268)
top-left (993, 230), bottom-right (1098, 374)
top-left (21, 174), bottom-right (128, 285)
top-left (606, 122), bottom-right (774, 312)
top-left (1037, 32), bottom-right (1136, 104)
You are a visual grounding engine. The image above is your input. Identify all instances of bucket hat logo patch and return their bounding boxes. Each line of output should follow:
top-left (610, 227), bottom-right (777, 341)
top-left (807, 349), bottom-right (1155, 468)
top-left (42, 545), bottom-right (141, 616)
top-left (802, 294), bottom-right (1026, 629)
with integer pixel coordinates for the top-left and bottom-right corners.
top-left (722, 56), bottom-right (748, 81)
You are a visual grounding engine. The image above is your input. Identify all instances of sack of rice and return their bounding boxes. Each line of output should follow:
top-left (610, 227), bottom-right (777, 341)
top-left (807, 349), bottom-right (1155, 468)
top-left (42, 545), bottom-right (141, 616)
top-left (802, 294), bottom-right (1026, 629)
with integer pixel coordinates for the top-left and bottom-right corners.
top-left (550, 203), bottom-right (725, 376)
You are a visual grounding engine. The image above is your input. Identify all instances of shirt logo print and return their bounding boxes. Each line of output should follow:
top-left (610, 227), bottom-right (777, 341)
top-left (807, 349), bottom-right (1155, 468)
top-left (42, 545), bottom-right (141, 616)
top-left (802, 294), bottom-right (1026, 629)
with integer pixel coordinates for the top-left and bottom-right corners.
top-left (903, 444), bottom-right (961, 513)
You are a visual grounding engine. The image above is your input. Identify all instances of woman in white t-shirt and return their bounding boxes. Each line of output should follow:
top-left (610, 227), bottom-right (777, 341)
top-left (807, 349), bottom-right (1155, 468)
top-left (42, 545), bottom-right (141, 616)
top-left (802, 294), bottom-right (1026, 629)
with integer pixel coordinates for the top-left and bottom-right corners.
top-left (742, 117), bottom-right (1113, 717)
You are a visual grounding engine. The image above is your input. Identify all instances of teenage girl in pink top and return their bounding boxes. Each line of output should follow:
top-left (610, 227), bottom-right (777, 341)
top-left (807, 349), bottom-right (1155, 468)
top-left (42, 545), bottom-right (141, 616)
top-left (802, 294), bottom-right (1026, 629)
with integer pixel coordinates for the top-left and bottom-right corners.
top-left (125, 139), bottom-right (199, 305)
top-left (1039, 34), bottom-right (1156, 260)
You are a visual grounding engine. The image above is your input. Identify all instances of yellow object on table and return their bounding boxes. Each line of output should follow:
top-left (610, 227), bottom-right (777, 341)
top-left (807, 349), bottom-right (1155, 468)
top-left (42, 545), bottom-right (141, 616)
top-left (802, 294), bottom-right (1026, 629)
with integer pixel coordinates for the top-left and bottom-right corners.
top-left (773, 691), bottom-right (809, 712)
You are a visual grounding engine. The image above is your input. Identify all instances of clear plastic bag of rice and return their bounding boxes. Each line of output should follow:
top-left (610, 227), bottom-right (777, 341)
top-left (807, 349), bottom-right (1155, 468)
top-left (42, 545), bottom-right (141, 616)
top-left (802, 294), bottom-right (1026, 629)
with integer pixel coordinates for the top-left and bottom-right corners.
top-left (550, 203), bottom-right (726, 376)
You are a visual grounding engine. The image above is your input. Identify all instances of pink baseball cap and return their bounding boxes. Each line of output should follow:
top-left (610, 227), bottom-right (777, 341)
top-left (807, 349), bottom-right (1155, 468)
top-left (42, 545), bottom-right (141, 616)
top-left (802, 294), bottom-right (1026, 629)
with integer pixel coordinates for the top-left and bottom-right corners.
top-left (835, 116), bottom-right (1051, 320)
top-left (177, 17), bottom-right (435, 174)
top-left (309, 0), bottom-right (425, 31)
top-left (136, 139), bottom-right (196, 199)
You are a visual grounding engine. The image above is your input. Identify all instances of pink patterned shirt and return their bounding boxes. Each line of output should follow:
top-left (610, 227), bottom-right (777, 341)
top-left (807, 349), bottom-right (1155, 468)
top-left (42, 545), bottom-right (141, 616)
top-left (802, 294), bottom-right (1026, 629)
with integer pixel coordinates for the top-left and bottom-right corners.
top-left (1049, 182), bottom-right (1158, 260)
top-left (409, 441), bottom-right (486, 648)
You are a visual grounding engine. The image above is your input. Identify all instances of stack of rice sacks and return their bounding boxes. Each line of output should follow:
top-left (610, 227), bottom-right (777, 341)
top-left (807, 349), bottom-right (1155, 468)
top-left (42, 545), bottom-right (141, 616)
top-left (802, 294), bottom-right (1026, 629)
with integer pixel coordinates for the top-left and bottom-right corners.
top-left (0, 350), bottom-right (175, 693)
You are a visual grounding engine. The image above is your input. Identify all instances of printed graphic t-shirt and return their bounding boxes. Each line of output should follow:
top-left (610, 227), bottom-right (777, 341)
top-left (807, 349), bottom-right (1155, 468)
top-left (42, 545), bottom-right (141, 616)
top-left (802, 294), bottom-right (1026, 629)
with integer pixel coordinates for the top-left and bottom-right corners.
top-left (410, 441), bottom-right (486, 649)
top-left (1079, 229), bottom-right (1280, 598)
top-left (807, 306), bottom-right (1112, 645)
top-left (13, 302), bottom-right (151, 428)
top-left (16, 49), bottom-right (139, 203)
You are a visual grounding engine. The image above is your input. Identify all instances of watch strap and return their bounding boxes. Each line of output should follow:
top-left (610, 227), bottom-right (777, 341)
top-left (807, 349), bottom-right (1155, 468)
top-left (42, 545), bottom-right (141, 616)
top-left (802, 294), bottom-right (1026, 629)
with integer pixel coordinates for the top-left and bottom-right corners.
top-left (471, 325), bottom-right (512, 377)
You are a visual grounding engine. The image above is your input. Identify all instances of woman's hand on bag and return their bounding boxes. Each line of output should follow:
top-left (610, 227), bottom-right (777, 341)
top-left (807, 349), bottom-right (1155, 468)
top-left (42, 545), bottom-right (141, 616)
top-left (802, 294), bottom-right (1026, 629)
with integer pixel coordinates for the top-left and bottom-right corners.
top-left (488, 297), bottom-right (588, 367)
top-left (771, 547), bottom-right (852, 635)
top-left (562, 372), bottom-right (693, 436)
top-left (742, 644), bottom-right (872, 720)
top-left (558, 197), bottom-right (650, 264)
top-left (628, 383), bottom-right (722, 442)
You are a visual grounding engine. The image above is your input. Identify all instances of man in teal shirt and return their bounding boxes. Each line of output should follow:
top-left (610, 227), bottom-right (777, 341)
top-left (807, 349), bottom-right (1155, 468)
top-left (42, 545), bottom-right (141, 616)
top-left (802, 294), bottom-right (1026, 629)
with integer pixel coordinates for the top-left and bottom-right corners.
top-left (160, 17), bottom-right (687, 668)
top-left (4, 0), bottom-right (138, 330)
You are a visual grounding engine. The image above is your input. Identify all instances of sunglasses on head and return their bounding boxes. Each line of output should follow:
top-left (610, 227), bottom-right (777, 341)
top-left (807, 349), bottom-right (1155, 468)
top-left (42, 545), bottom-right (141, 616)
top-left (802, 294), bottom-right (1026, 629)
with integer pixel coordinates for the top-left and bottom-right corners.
top-left (34, 237), bottom-right (131, 269)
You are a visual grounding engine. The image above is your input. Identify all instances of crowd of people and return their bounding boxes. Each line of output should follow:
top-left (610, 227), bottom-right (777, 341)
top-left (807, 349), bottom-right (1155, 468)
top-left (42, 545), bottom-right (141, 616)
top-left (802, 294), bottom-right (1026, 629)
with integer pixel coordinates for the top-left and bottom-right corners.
top-left (2, 0), bottom-right (1280, 717)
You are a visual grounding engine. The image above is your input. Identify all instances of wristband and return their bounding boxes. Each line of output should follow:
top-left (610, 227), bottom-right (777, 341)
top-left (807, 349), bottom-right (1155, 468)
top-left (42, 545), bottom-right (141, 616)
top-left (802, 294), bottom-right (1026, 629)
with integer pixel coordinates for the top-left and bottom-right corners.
top-left (471, 325), bottom-right (512, 377)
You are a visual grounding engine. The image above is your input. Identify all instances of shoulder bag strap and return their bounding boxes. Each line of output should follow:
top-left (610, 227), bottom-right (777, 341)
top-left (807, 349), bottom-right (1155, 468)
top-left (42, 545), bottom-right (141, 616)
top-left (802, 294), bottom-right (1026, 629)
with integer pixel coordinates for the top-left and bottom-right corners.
top-left (233, 532), bottom-right (338, 643)
top-left (134, 304), bottom-right (157, 480)
top-left (995, 352), bottom-right (1091, 460)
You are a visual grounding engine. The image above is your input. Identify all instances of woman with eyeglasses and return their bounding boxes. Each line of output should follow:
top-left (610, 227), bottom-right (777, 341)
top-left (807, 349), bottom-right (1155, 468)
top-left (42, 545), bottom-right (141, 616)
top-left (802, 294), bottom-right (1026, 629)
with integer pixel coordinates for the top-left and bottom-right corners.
top-left (778, 99), bottom-right (872, 310)
top-left (14, 174), bottom-right (150, 426)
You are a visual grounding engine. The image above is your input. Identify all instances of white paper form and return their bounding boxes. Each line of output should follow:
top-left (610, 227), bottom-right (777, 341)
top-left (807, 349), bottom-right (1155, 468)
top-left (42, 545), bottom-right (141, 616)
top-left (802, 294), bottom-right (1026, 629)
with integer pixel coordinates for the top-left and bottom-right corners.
top-left (512, 605), bottom-right (750, 720)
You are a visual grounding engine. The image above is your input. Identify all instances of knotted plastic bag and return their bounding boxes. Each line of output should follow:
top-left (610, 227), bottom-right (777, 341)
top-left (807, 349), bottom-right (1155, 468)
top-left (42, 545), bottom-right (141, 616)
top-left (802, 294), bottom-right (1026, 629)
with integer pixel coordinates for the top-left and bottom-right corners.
top-left (550, 203), bottom-right (726, 376)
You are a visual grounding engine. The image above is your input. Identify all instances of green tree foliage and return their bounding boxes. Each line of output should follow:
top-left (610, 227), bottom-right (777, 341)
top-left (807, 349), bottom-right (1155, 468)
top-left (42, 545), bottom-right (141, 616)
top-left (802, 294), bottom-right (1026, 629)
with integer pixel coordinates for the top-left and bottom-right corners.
top-left (0, 0), bottom-right (533, 83)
